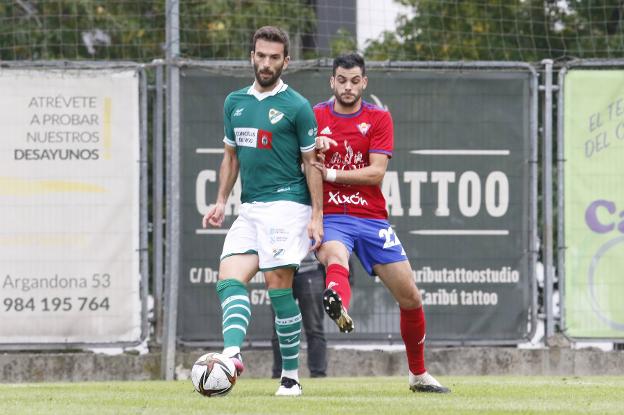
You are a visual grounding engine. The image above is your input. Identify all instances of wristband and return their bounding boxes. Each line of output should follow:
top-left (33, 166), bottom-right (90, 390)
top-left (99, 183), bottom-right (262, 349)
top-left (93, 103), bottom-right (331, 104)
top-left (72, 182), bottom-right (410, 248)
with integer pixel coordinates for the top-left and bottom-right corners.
top-left (326, 168), bottom-right (337, 182)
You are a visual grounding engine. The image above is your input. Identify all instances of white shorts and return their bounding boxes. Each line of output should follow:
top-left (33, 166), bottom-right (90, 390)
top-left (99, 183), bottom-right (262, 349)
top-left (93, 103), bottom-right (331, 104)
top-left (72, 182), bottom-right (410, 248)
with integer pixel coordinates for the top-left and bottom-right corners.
top-left (221, 201), bottom-right (312, 271)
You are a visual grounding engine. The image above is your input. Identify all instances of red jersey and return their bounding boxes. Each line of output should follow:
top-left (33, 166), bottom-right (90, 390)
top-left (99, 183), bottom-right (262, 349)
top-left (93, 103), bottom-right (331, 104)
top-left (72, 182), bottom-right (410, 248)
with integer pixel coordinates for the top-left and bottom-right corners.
top-left (313, 100), bottom-right (393, 219)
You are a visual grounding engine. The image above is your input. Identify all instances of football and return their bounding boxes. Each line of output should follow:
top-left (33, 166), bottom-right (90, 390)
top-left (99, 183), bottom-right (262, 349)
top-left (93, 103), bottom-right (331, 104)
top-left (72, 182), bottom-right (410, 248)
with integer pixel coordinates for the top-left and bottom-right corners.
top-left (191, 352), bottom-right (237, 397)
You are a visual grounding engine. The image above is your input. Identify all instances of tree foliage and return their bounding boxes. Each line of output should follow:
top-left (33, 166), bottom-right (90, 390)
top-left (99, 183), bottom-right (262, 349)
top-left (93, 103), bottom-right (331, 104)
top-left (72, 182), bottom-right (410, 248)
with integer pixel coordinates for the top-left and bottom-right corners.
top-left (0, 1), bottom-right (164, 60)
top-left (365, 0), bottom-right (624, 61)
top-left (180, 0), bottom-right (316, 59)
top-left (3, 0), bottom-right (622, 62)
top-left (330, 28), bottom-right (358, 57)
top-left (0, 0), bottom-right (315, 61)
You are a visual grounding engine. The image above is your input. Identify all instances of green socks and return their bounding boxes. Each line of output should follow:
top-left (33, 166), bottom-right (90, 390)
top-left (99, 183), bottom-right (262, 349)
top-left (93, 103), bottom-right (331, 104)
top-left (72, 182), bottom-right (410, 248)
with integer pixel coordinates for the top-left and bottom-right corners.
top-left (269, 288), bottom-right (302, 371)
top-left (216, 279), bottom-right (251, 348)
top-left (216, 281), bottom-right (301, 374)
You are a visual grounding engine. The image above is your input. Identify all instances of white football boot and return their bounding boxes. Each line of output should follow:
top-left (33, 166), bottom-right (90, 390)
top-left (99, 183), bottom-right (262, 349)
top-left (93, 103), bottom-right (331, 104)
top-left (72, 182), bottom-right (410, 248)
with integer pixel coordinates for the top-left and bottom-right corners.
top-left (275, 377), bottom-right (302, 397)
top-left (409, 371), bottom-right (450, 393)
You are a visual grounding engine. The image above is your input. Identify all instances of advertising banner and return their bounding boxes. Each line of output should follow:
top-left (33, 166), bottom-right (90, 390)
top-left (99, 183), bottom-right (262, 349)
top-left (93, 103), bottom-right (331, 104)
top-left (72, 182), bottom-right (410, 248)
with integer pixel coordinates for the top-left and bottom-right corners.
top-left (178, 65), bottom-right (534, 343)
top-left (0, 69), bottom-right (142, 344)
top-left (563, 69), bottom-right (624, 338)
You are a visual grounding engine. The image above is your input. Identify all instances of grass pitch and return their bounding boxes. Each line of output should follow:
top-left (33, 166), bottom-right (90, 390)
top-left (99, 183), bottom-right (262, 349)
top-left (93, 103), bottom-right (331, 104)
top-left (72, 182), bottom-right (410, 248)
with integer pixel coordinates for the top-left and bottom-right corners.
top-left (1, 376), bottom-right (623, 415)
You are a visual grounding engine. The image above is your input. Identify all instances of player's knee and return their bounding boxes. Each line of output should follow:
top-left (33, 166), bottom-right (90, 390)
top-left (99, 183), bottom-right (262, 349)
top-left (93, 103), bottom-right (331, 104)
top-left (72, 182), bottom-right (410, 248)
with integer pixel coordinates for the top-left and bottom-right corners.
top-left (322, 250), bottom-right (349, 267)
top-left (398, 289), bottom-right (422, 309)
top-left (317, 243), bottom-right (349, 267)
top-left (265, 268), bottom-right (295, 289)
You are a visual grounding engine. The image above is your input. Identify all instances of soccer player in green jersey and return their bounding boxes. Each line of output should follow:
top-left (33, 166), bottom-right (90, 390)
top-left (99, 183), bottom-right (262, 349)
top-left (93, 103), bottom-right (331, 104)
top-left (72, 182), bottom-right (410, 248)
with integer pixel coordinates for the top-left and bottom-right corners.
top-left (202, 26), bottom-right (323, 397)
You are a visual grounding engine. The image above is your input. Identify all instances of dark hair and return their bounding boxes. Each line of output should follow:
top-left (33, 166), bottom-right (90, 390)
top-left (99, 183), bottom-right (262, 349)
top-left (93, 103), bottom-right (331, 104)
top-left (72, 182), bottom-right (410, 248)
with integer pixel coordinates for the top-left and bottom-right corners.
top-left (251, 26), bottom-right (290, 57)
top-left (332, 53), bottom-right (366, 75)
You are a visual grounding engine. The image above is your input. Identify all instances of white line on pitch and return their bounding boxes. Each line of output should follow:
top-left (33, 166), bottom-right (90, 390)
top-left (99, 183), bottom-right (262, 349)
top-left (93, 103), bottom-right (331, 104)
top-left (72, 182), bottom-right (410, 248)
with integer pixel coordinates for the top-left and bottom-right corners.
top-left (196, 148), bottom-right (224, 154)
top-left (410, 149), bottom-right (510, 155)
top-left (409, 229), bottom-right (509, 236)
top-left (196, 229), bottom-right (229, 234)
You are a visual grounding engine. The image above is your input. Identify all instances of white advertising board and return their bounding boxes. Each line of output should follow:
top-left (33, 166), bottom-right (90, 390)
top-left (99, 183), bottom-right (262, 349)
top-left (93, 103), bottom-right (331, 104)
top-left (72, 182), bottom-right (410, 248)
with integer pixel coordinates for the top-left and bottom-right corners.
top-left (0, 69), bottom-right (141, 344)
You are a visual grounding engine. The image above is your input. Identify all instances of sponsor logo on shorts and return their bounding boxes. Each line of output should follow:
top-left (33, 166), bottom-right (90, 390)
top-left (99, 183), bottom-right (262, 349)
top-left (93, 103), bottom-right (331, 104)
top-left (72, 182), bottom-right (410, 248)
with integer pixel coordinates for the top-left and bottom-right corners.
top-left (273, 248), bottom-right (285, 258)
top-left (270, 228), bottom-right (289, 244)
top-left (328, 191), bottom-right (369, 206)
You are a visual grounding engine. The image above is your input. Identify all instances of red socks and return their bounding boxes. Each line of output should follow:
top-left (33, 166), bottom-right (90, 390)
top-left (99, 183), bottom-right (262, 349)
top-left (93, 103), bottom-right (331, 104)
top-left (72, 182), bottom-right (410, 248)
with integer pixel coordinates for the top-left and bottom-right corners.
top-left (325, 263), bottom-right (351, 310)
top-left (400, 306), bottom-right (427, 375)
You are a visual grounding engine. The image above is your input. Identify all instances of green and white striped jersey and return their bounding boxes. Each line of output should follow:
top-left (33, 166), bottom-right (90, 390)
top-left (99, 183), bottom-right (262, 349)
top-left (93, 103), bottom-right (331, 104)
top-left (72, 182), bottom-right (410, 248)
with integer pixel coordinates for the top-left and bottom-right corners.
top-left (223, 80), bottom-right (317, 204)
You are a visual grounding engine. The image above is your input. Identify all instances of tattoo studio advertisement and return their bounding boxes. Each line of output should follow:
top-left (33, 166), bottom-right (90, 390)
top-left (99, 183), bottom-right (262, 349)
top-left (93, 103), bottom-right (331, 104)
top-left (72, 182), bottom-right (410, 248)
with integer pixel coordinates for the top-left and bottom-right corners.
top-left (366, 70), bottom-right (533, 342)
top-left (0, 69), bottom-right (142, 344)
top-left (180, 67), bottom-right (534, 343)
top-left (563, 70), bottom-right (624, 338)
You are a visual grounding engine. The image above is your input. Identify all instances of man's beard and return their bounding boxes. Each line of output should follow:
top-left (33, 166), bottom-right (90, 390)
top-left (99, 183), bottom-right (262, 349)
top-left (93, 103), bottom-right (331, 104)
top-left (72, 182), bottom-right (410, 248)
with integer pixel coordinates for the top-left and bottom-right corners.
top-left (254, 63), bottom-right (283, 88)
top-left (333, 89), bottom-right (362, 108)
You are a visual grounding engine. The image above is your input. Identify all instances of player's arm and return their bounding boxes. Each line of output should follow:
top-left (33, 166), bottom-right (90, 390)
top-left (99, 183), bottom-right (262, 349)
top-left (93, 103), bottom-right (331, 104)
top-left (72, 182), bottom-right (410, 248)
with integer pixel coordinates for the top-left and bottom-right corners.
top-left (203, 144), bottom-right (239, 228)
top-left (302, 149), bottom-right (324, 249)
top-left (297, 103), bottom-right (324, 249)
top-left (313, 152), bottom-right (389, 186)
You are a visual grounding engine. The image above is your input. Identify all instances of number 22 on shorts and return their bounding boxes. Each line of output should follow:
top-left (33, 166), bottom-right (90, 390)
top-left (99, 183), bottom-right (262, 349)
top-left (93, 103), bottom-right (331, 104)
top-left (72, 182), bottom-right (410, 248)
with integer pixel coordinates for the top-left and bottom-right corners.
top-left (379, 226), bottom-right (402, 249)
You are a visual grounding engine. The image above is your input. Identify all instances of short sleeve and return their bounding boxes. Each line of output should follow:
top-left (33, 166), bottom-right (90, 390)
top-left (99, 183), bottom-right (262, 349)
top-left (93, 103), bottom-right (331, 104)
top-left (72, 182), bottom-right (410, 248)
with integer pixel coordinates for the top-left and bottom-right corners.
top-left (295, 101), bottom-right (318, 153)
top-left (369, 111), bottom-right (393, 158)
top-left (222, 95), bottom-right (236, 147)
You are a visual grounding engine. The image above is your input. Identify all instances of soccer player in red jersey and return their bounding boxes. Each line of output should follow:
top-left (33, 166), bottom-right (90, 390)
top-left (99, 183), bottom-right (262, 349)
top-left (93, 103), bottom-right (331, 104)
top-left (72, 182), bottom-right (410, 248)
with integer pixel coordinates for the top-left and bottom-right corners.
top-left (312, 53), bottom-right (450, 393)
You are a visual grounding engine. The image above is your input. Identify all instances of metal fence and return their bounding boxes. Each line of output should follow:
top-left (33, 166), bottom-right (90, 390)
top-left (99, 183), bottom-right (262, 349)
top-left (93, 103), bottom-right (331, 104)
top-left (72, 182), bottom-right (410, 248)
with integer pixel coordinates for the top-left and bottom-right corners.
top-left (3, 1), bottom-right (624, 61)
top-left (2, 1), bottom-right (624, 382)
top-left (0, 57), bottom-right (558, 375)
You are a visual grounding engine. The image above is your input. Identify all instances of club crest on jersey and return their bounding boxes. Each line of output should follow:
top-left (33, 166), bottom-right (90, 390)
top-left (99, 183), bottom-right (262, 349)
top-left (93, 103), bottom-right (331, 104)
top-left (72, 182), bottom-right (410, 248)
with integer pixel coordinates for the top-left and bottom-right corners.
top-left (269, 108), bottom-right (284, 124)
top-left (257, 129), bottom-right (273, 149)
top-left (357, 122), bottom-right (371, 136)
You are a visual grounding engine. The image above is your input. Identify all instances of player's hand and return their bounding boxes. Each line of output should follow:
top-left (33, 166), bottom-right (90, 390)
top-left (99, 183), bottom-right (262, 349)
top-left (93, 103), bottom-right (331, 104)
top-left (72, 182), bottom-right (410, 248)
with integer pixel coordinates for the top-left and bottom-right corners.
top-left (315, 136), bottom-right (337, 152)
top-left (203, 203), bottom-right (225, 228)
top-left (307, 214), bottom-right (323, 251)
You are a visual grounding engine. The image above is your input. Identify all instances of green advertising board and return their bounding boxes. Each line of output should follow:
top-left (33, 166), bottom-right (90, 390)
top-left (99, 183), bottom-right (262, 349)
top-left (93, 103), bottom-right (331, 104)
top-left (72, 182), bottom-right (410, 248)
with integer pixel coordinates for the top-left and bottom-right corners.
top-left (563, 69), bottom-right (624, 338)
top-left (178, 63), bottom-right (535, 344)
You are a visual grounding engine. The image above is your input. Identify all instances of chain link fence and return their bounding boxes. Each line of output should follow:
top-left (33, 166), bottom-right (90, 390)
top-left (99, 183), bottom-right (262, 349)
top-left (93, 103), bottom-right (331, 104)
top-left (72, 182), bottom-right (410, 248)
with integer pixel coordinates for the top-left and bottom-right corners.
top-left (3, 1), bottom-right (624, 62)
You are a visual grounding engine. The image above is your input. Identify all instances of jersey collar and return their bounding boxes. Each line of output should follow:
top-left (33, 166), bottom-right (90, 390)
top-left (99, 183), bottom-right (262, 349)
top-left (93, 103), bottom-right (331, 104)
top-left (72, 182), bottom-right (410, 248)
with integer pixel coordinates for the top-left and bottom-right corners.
top-left (329, 98), bottom-right (365, 118)
top-left (247, 79), bottom-right (289, 101)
